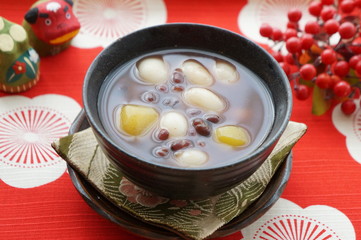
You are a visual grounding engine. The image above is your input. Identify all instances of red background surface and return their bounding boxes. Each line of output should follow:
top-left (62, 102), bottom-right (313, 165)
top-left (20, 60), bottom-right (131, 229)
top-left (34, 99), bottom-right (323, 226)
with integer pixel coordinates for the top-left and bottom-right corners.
top-left (1, 0), bottom-right (360, 239)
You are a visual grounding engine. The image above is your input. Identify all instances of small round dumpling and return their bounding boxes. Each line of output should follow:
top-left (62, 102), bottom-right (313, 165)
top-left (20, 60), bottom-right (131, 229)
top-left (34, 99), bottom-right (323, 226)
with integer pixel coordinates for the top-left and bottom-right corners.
top-left (160, 111), bottom-right (188, 138)
top-left (182, 59), bottom-right (214, 86)
top-left (184, 87), bottom-right (226, 112)
top-left (137, 56), bottom-right (168, 84)
top-left (175, 149), bottom-right (208, 167)
top-left (215, 60), bottom-right (239, 84)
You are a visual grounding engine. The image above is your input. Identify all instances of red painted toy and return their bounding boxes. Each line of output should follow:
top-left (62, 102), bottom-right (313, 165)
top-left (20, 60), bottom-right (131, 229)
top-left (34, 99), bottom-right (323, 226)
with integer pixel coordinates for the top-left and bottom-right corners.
top-left (23, 0), bottom-right (80, 56)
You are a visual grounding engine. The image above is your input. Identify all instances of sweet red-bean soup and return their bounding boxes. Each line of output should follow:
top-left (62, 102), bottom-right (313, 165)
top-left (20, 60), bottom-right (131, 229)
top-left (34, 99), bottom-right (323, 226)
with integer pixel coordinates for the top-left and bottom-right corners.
top-left (98, 49), bottom-right (274, 168)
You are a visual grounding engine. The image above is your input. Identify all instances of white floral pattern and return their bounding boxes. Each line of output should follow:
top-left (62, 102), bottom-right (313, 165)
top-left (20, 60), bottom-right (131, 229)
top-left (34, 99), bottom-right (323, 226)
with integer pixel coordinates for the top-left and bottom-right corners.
top-left (237, 0), bottom-right (313, 44)
top-left (0, 94), bottom-right (81, 188)
top-left (332, 99), bottom-right (361, 164)
top-left (71, 0), bottom-right (167, 48)
top-left (241, 198), bottom-right (356, 239)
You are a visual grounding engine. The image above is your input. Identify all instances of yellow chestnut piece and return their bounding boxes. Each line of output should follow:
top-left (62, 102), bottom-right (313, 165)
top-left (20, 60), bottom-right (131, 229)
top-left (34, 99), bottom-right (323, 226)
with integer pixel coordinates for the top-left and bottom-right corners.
top-left (182, 59), bottom-right (213, 86)
top-left (215, 125), bottom-right (250, 147)
top-left (215, 60), bottom-right (239, 84)
top-left (120, 104), bottom-right (159, 136)
top-left (137, 56), bottom-right (168, 84)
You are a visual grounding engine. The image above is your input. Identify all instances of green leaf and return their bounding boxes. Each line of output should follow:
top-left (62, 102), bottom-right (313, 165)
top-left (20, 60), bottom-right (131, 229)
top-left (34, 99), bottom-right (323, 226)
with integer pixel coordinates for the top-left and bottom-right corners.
top-left (347, 69), bottom-right (360, 85)
top-left (299, 78), bottom-right (315, 87)
top-left (312, 86), bottom-right (331, 115)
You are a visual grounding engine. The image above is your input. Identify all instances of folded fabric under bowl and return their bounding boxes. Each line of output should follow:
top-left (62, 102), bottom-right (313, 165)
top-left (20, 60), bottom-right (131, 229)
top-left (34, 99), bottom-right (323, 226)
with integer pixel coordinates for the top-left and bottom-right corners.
top-left (52, 121), bottom-right (307, 240)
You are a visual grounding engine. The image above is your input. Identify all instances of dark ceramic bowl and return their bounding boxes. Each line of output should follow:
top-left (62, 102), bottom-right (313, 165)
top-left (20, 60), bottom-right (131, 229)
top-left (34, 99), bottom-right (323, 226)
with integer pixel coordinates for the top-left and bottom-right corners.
top-left (83, 23), bottom-right (292, 199)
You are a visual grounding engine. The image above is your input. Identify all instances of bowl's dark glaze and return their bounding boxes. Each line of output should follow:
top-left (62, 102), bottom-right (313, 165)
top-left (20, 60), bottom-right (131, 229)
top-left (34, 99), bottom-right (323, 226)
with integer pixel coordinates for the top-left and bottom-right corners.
top-left (83, 23), bottom-right (292, 199)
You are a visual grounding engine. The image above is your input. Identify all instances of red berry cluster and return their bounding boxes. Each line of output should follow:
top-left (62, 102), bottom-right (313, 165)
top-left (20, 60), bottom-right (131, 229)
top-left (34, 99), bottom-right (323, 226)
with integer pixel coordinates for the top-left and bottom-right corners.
top-left (260, 0), bottom-right (361, 115)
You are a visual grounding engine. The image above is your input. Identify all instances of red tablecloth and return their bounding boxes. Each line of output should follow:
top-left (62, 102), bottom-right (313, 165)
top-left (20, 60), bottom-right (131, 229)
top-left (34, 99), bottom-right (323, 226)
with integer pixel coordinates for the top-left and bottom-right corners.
top-left (1, 0), bottom-right (360, 239)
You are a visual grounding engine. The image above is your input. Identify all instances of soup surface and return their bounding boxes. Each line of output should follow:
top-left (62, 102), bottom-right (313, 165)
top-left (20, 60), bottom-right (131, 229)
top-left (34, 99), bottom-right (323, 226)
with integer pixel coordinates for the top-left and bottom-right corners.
top-left (98, 49), bottom-right (274, 168)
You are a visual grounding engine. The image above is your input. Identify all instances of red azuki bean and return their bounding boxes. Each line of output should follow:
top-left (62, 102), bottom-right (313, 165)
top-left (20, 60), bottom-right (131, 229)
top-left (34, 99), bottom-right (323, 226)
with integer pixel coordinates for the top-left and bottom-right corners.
top-left (192, 118), bottom-right (211, 136)
top-left (170, 139), bottom-right (193, 151)
top-left (142, 91), bottom-right (158, 103)
top-left (205, 114), bottom-right (221, 123)
top-left (154, 147), bottom-right (169, 157)
top-left (172, 69), bottom-right (184, 84)
top-left (157, 129), bottom-right (169, 141)
top-left (172, 85), bottom-right (184, 92)
top-left (156, 84), bottom-right (168, 92)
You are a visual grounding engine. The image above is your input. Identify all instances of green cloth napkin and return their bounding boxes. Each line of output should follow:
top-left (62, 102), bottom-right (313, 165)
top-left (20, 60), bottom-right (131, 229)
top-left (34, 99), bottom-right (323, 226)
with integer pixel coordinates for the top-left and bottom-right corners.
top-left (52, 121), bottom-right (306, 240)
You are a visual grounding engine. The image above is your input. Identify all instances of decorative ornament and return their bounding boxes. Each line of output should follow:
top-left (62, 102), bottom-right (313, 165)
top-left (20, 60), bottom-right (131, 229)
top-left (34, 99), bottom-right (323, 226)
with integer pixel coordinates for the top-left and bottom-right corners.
top-left (0, 17), bottom-right (40, 93)
top-left (23, 0), bottom-right (81, 56)
top-left (260, 0), bottom-right (361, 116)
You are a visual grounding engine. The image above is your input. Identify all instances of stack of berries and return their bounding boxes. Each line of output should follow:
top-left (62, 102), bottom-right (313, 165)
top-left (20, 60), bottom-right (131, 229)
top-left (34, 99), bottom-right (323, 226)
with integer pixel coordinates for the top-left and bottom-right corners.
top-left (260, 0), bottom-right (361, 115)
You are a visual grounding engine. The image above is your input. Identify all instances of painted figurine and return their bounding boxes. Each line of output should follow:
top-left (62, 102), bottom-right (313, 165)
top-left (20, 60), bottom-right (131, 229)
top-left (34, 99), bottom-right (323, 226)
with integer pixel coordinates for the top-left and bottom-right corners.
top-left (0, 17), bottom-right (40, 93)
top-left (23, 0), bottom-right (80, 56)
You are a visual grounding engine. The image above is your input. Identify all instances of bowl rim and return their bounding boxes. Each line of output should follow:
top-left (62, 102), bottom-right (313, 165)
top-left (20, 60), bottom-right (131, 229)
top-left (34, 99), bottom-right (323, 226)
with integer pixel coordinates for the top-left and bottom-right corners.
top-left (82, 22), bottom-right (292, 173)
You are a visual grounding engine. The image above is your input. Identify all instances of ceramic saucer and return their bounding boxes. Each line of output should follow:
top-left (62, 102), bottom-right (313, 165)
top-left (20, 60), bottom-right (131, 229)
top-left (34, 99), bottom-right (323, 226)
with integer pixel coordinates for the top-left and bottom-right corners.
top-left (67, 110), bottom-right (292, 239)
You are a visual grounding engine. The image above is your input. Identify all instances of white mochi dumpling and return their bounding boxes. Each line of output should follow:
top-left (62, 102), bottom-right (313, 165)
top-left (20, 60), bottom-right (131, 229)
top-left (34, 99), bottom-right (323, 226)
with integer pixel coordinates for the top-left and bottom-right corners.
top-left (175, 149), bottom-right (208, 167)
top-left (182, 59), bottom-right (213, 86)
top-left (160, 111), bottom-right (188, 138)
top-left (215, 60), bottom-right (239, 84)
top-left (137, 57), bottom-right (168, 84)
top-left (184, 87), bottom-right (226, 112)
